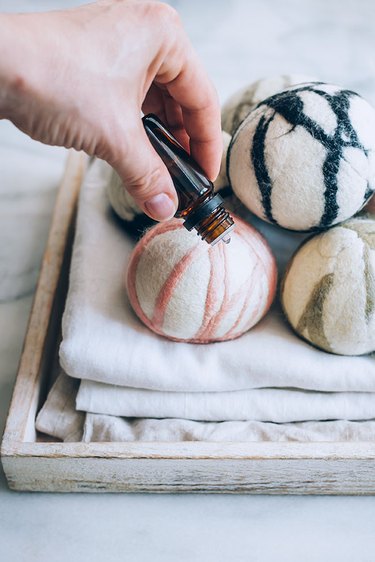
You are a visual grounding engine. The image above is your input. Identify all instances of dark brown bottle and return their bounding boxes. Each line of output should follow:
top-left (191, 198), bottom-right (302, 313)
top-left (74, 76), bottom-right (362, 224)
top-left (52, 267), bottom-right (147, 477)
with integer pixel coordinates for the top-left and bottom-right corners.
top-left (142, 114), bottom-right (235, 245)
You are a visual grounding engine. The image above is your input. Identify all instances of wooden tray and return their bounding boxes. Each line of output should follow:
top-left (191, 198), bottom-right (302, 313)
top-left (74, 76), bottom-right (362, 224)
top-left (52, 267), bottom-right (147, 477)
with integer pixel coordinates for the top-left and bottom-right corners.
top-left (2, 151), bottom-right (375, 494)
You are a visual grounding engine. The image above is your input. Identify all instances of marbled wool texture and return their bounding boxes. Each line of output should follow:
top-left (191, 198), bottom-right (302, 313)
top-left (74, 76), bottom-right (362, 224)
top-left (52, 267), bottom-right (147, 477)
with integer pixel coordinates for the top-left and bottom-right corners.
top-left (281, 217), bottom-right (375, 356)
top-left (227, 82), bottom-right (375, 232)
top-left (221, 73), bottom-right (313, 136)
top-left (126, 215), bottom-right (277, 343)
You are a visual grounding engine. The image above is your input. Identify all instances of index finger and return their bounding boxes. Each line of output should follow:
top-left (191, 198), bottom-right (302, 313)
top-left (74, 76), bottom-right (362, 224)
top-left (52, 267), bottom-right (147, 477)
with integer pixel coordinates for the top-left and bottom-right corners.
top-left (157, 43), bottom-right (222, 181)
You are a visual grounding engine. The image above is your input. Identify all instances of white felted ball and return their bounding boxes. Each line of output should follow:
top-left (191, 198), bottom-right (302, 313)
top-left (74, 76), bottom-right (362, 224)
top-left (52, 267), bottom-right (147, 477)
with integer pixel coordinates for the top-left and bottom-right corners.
top-left (281, 217), bottom-right (375, 355)
top-left (227, 82), bottom-right (375, 232)
top-left (107, 131), bottom-right (232, 223)
top-left (221, 74), bottom-right (314, 136)
top-left (126, 215), bottom-right (277, 343)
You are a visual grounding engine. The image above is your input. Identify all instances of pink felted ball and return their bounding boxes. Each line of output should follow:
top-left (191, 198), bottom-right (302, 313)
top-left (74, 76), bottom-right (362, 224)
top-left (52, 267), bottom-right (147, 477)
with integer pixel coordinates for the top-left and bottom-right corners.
top-left (126, 215), bottom-right (277, 343)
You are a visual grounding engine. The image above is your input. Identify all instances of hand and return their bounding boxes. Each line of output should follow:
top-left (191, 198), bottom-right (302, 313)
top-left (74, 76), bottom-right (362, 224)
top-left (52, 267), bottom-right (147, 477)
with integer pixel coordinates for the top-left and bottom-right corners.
top-left (0, 1), bottom-right (222, 221)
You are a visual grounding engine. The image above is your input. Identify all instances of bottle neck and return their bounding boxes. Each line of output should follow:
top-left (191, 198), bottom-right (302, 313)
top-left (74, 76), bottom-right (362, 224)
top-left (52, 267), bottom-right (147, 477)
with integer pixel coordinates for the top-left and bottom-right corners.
top-left (142, 114), bottom-right (212, 212)
top-left (142, 114), bottom-right (235, 245)
top-left (195, 204), bottom-right (235, 245)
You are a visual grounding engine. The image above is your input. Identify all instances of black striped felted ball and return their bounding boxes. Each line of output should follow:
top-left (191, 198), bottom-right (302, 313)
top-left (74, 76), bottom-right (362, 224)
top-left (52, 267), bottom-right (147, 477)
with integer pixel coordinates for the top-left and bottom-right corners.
top-left (227, 82), bottom-right (375, 232)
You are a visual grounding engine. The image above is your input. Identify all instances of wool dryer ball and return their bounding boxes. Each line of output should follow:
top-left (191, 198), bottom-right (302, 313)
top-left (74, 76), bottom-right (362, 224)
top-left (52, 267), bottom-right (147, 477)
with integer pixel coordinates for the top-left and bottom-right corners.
top-left (227, 82), bottom-right (375, 232)
top-left (221, 74), bottom-right (313, 136)
top-left (281, 217), bottom-right (375, 356)
top-left (126, 215), bottom-right (277, 343)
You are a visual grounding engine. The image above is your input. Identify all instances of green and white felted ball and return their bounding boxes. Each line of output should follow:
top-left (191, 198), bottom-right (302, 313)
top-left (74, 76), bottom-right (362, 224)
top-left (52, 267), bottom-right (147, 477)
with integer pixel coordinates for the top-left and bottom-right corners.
top-left (227, 82), bottom-right (375, 232)
top-left (221, 74), bottom-right (313, 136)
top-left (281, 217), bottom-right (375, 355)
top-left (126, 215), bottom-right (277, 343)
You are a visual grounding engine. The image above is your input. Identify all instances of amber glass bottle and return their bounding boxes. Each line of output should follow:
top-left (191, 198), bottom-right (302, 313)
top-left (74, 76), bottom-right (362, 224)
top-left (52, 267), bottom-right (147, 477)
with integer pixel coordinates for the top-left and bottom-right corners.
top-left (142, 114), bottom-right (235, 245)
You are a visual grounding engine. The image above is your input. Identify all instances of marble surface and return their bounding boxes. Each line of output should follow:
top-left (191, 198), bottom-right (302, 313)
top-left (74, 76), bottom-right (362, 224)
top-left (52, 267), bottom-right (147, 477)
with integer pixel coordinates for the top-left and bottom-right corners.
top-left (1, 0), bottom-right (375, 560)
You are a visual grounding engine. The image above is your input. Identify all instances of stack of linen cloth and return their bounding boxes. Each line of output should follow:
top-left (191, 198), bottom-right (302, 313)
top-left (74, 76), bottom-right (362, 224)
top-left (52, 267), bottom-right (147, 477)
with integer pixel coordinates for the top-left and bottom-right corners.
top-left (36, 159), bottom-right (375, 443)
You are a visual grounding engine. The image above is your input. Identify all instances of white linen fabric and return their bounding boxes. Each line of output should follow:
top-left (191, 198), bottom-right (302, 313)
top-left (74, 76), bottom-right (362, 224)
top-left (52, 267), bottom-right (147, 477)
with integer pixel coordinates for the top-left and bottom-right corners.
top-left (36, 373), bottom-right (375, 442)
top-left (59, 159), bottom-right (375, 393)
top-left (36, 373), bottom-right (84, 441)
top-left (77, 378), bottom-right (375, 422)
top-left (84, 414), bottom-right (375, 443)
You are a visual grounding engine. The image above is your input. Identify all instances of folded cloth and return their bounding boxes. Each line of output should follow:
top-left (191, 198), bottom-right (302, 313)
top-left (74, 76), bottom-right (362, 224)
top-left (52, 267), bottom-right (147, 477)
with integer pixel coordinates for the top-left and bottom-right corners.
top-left (37, 373), bottom-right (375, 442)
top-left (85, 414), bottom-right (375, 443)
top-left (77, 377), bottom-right (375, 422)
top-left (59, 159), bottom-right (375, 393)
top-left (36, 373), bottom-right (84, 441)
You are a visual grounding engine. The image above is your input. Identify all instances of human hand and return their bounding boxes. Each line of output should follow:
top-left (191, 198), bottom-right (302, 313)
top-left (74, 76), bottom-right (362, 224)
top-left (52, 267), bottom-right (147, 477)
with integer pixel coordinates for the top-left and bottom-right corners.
top-left (0, 1), bottom-right (222, 221)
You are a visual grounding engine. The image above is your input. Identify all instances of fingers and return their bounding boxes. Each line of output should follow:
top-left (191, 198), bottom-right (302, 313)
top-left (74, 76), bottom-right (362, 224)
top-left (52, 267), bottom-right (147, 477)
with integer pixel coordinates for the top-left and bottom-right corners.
top-left (109, 117), bottom-right (178, 221)
top-left (142, 84), bottom-right (190, 152)
top-left (156, 42), bottom-right (222, 181)
top-left (162, 92), bottom-right (191, 152)
top-left (142, 84), bottom-right (168, 126)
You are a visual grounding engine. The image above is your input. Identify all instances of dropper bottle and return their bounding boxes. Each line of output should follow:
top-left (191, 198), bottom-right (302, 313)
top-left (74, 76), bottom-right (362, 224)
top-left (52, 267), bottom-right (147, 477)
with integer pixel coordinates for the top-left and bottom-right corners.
top-left (142, 114), bottom-right (235, 245)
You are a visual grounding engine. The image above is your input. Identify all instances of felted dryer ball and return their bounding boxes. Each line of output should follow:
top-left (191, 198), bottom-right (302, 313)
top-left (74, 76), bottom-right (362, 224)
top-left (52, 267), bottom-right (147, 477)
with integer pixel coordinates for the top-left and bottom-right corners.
top-left (221, 74), bottom-right (313, 136)
top-left (227, 82), bottom-right (375, 232)
top-left (281, 217), bottom-right (375, 356)
top-left (126, 215), bottom-right (277, 343)
top-left (107, 130), bottom-right (232, 224)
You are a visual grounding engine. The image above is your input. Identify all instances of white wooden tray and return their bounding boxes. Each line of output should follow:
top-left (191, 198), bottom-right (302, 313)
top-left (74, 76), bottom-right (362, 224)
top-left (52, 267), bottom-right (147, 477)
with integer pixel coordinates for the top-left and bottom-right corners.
top-left (2, 151), bottom-right (375, 494)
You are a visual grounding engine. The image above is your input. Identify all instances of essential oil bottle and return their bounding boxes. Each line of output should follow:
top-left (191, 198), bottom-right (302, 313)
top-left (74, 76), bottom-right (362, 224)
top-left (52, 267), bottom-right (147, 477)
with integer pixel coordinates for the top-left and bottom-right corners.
top-left (142, 114), bottom-right (235, 245)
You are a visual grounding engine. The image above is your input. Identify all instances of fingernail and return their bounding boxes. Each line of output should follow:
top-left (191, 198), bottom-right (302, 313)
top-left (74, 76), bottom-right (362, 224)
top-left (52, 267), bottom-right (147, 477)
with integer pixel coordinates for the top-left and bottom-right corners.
top-left (144, 193), bottom-right (176, 221)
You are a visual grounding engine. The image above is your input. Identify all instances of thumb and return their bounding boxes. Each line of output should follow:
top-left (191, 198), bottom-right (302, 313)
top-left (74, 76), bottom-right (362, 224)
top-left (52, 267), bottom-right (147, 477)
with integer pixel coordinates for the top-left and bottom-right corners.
top-left (109, 120), bottom-right (178, 222)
